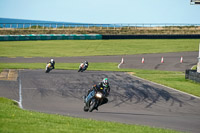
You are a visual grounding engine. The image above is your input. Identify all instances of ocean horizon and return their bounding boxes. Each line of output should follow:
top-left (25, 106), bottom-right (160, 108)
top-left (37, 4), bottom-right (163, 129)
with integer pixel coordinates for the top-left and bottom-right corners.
top-left (0, 18), bottom-right (83, 24)
top-left (0, 18), bottom-right (122, 28)
top-left (0, 18), bottom-right (199, 29)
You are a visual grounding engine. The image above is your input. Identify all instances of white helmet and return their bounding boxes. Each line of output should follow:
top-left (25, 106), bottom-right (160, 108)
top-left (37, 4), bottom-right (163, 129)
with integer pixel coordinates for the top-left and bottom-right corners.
top-left (51, 59), bottom-right (54, 63)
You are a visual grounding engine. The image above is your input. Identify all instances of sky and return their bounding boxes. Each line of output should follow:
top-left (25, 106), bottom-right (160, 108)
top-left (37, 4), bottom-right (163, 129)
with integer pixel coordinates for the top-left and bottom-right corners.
top-left (0, 0), bottom-right (200, 24)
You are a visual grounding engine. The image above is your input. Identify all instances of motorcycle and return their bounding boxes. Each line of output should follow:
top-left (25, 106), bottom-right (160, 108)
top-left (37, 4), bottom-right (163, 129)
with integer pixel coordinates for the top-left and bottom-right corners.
top-left (83, 86), bottom-right (105, 112)
top-left (45, 63), bottom-right (52, 73)
top-left (78, 63), bottom-right (88, 72)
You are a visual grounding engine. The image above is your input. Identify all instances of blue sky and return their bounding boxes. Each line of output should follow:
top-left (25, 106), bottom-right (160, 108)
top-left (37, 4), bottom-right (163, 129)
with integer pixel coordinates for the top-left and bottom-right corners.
top-left (0, 0), bottom-right (199, 24)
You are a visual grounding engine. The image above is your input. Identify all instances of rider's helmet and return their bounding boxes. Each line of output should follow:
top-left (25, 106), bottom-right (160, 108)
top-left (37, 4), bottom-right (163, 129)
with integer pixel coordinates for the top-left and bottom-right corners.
top-left (84, 61), bottom-right (88, 64)
top-left (51, 59), bottom-right (54, 63)
top-left (102, 78), bottom-right (108, 88)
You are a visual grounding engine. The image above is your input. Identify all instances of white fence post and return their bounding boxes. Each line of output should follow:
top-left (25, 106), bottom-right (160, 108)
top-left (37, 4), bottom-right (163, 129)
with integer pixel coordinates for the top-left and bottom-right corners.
top-left (197, 43), bottom-right (200, 73)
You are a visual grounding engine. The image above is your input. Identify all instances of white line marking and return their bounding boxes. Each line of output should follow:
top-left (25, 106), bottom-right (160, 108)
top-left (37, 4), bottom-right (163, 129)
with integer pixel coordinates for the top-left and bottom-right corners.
top-left (19, 78), bottom-right (23, 109)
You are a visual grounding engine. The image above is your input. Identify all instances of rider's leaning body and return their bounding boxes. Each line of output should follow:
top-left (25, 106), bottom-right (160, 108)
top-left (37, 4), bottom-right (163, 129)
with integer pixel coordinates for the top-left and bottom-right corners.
top-left (85, 78), bottom-right (110, 110)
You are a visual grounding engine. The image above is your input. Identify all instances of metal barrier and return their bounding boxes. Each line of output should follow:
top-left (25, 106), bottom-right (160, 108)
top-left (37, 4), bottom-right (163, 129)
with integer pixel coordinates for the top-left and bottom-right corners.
top-left (0, 23), bottom-right (200, 30)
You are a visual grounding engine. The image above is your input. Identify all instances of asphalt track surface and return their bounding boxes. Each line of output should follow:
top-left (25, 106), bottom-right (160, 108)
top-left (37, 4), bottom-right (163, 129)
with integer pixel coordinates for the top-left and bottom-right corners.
top-left (0, 51), bottom-right (198, 71)
top-left (0, 52), bottom-right (200, 133)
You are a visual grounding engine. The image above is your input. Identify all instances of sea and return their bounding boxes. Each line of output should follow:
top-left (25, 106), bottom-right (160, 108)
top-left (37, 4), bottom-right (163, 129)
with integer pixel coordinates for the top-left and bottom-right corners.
top-left (0, 18), bottom-right (119, 28)
top-left (0, 18), bottom-right (91, 28)
top-left (1, 18), bottom-right (198, 28)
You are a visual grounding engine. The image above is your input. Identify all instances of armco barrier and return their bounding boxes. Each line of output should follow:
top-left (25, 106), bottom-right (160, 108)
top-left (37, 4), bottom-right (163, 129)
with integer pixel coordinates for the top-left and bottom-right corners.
top-left (0, 34), bottom-right (102, 41)
top-left (102, 34), bottom-right (200, 39)
top-left (185, 69), bottom-right (200, 83)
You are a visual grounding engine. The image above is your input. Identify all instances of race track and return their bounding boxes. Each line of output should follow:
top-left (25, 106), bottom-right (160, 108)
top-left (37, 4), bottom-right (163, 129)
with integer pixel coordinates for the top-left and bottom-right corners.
top-left (0, 52), bottom-right (200, 133)
top-left (1, 69), bottom-right (200, 133)
top-left (0, 51), bottom-right (198, 71)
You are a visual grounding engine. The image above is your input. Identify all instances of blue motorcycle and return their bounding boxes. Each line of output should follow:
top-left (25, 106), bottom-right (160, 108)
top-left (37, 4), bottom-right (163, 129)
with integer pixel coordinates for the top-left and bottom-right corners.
top-left (84, 86), bottom-right (105, 112)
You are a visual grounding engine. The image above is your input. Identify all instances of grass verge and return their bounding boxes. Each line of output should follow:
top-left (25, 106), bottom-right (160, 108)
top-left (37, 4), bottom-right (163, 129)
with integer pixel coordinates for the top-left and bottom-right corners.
top-left (0, 97), bottom-right (181, 133)
top-left (0, 39), bottom-right (199, 57)
top-left (0, 62), bottom-right (199, 97)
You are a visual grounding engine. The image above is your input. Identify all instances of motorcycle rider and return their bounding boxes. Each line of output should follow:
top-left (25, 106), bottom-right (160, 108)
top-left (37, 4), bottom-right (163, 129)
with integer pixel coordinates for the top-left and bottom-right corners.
top-left (49, 59), bottom-right (55, 69)
top-left (99, 78), bottom-right (110, 97)
top-left (79, 61), bottom-right (89, 71)
top-left (85, 78), bottom-right (110, 110)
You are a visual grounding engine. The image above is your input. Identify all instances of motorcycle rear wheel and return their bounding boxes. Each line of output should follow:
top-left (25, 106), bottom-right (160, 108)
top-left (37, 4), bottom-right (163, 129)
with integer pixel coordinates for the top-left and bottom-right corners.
top-left (83, 106), bottom-right (89, 112)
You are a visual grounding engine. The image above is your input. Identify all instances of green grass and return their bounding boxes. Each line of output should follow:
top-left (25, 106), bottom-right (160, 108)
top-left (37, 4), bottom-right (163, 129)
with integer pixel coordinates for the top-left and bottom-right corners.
top-left (0, 62), bottom-right (199, 97)
top-left (191, 65), bottom-right (197, 70)
top-left (134, 71), bottom-right (200, 97)
top-left (0, 63), bottom-right (80, 70)
top-left (0, 97), bottom-right (181, 133)
top-left (0, 39), bottom-right (199, 57)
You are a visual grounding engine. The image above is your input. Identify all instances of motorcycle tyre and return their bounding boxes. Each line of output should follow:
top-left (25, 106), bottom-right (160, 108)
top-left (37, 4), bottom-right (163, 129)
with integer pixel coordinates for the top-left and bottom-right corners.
top-left (83, 106), bottom-right (89, 112)
top-left (89, 99), bottom-right (97, 112)
top-left (78, 68), bottom-right (81, 72)
top-left (45, 69), bottom-right (50, 73)
top-left (81, 69), bottom-right (86, 72)
top-left (46, 67), bottom-right (52, 73)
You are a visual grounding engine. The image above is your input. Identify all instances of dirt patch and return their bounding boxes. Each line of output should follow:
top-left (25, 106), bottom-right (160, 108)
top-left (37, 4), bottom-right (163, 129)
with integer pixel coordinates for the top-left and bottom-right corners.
top-left (127, 72), bottom-right (135, 75)
top-left (0, 69), bottom-right (18, 81)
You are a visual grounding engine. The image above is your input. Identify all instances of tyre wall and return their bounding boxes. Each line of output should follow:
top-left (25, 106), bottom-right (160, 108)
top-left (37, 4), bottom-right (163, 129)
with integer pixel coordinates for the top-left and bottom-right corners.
top-left (1, 34), bottom-right (200, 41)
top-left (185, 69), bottom-right (200, 83)
top-left (102, 34), bottom-right (200, 39)
top-left (0, 34), bottom-right (102, 41)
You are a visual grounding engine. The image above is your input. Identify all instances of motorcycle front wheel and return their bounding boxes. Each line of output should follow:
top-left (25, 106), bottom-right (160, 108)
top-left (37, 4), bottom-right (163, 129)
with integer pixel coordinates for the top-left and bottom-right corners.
top-left (89, 99), bottom-right (97, 112)
top-left (78, 68), bottom-right (82, 72)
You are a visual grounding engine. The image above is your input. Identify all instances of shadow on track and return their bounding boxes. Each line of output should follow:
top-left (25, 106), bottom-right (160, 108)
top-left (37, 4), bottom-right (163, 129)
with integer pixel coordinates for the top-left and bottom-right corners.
top-left (109, 76), bottom-right (184, 108)
top-left (95, 111), bottom-right (166, 117)
top-left (24, 70), bottom-right (185, 110)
